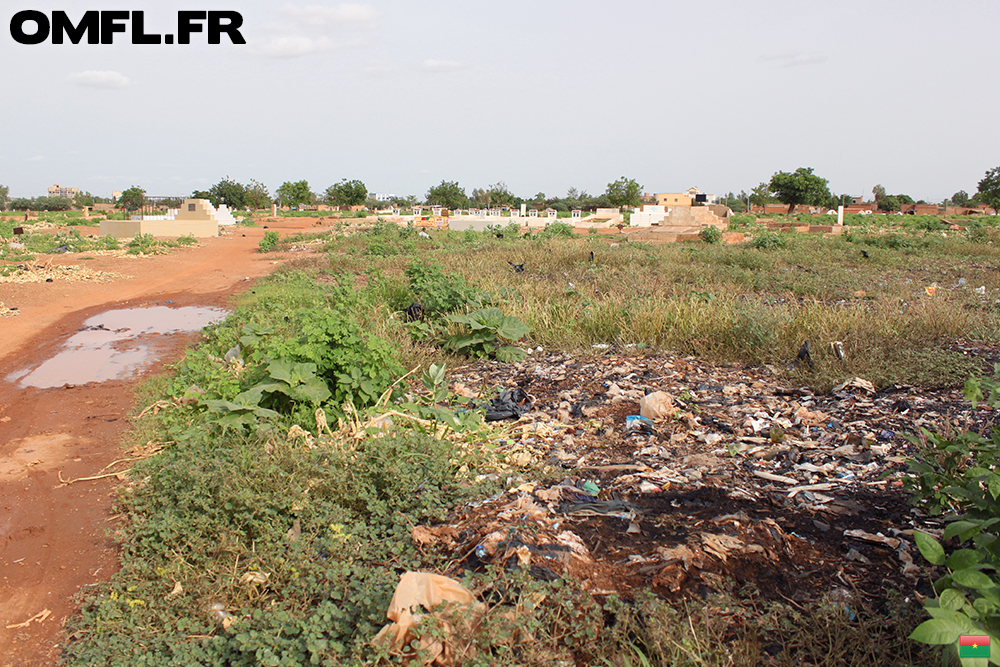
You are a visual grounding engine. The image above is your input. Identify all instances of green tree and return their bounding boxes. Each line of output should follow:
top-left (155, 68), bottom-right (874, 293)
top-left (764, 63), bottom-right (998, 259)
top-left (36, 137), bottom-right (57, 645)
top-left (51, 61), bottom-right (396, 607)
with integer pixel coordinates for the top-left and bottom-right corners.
top-left (952, 190), bottom-right (970, 207)
top-left (718, 191), bottom-right (747, 213)
top-left (896, 193), bottom-right (915, 205)
top-left (604, 176), bottom-right (643, 208)
top-left (116, 186), bottom-right (147, 212)
top-left (243, 180), bottom-right (272, 210)
top-left (872, 183), bottom-right (886, 204)
top-left (768, 168), bottom-right (832, 214)
top-left (0, 184), bottom-right (8, 210)
top-left (275, 181), bottom-right (315, 208)
top-left (72, 191), bottom-right (95, 208)
top-left (879, 195), bottom-right (900, 212)
top-left (487, 181), bottom-right (518, 208)
top-left (324, 179), bottom-right (368, 207)
top-left (749, 182), bottom-right (774, 208)
top-left (425, 180), bottom-right (469, 209)
top-left (471, 187), bottom-right (490, 208)
top-left (977, 168), bottom-right (1000, 211)
top-left (193, 176), bottom-right (247, 209)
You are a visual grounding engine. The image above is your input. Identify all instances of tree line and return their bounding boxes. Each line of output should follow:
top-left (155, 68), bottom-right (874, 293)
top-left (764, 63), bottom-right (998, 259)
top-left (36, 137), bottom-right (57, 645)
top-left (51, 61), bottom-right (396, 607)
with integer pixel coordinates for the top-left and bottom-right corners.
top-left (3, 169), bottom-right (999, 214)
top-left (726, 167), bottom-right (1000, 214)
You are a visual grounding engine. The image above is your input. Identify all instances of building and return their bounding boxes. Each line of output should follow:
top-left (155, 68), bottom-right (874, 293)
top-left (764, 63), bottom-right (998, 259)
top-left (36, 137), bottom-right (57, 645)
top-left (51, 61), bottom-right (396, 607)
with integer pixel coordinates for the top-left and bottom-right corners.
top-left (685, 187), bottom-right (718, 204)
top-left (651, 193), bottom-right (693, 207)
top-left (48, 184), bottom-right (79, 199)
top-left (373, 193), bottom-right (396, 202)
top-left (647, 188), bottom-right (717, 208)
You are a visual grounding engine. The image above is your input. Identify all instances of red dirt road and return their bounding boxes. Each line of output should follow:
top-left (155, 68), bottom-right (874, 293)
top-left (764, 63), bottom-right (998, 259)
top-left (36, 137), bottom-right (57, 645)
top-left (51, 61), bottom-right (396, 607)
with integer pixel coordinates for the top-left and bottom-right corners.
top-left (0, 220), bottom-right (322, 666)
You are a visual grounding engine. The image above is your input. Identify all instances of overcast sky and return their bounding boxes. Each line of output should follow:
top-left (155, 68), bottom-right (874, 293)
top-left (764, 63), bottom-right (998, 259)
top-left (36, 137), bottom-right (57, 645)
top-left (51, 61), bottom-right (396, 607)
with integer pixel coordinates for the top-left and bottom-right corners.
top-left (2, 0), bottom-right (998, 202)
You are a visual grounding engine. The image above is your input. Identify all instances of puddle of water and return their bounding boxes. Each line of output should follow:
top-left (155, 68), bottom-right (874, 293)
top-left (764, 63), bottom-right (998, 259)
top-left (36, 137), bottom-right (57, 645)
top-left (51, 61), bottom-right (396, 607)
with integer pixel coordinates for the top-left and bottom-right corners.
top-left (10, 306), bottom-right (228, 389)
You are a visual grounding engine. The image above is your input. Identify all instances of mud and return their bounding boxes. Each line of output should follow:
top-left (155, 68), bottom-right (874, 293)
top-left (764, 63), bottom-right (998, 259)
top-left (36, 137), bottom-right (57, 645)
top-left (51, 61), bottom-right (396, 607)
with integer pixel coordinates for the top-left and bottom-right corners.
top-left (10, 306), bottom-right (228, 389)
top-left (0, 218), bottom-right (323, 666)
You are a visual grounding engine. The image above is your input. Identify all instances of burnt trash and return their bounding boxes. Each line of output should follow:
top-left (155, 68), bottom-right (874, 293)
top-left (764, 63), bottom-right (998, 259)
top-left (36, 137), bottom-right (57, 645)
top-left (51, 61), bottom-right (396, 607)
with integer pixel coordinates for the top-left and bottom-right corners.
top-left (482, 387), bottom-right (533, 421)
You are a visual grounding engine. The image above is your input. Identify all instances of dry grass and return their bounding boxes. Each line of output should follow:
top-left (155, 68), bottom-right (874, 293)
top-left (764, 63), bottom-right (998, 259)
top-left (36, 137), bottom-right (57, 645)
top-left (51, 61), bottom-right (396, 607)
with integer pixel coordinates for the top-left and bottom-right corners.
top-left (313, 224), bottom-right (1000, 389)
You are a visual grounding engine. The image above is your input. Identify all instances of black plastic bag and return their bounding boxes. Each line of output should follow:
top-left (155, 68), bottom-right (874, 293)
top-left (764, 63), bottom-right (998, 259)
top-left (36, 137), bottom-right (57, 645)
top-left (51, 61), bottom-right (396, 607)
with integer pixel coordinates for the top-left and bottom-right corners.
top-left (482, 388), bottom-right (533, 422)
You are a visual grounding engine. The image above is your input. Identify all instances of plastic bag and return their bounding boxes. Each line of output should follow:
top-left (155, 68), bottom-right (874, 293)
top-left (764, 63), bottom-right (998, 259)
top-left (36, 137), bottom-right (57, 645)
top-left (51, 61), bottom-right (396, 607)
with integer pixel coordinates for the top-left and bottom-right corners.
top-left (373, 572), bottom-right (484, 665)
top-left (482, 388), bottom-right (533, 421)
top-left (639, 391), bottom-right (676, 420)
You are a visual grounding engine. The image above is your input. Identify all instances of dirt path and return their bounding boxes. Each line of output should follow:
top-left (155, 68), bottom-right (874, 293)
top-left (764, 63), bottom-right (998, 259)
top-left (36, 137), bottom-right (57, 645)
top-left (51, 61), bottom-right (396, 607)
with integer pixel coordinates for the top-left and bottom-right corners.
top-left (0, 220), bottom-right (324, 666)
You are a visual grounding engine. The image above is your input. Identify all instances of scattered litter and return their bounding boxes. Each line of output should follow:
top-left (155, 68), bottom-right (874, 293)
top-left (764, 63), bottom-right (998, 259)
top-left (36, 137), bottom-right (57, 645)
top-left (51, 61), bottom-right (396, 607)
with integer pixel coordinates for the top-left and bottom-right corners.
top-left (0, 301), bottom-right (18, 317)
top-left (413, 349), bottom-right (976, 607)
top-left (374, 572), bottom-right (484, 666)
top-left (166, 581), bottom-right (184, 600)
top-left (239, 571), bottom-right (269, 585)
top-left (844, 529), bottom-right (901, 549)
top-left (639, 391), bottom-right (676, 420)
top-left (5, 609), bottom-right (52, 629)
top-left (832, 377), bottom-right (875, 395)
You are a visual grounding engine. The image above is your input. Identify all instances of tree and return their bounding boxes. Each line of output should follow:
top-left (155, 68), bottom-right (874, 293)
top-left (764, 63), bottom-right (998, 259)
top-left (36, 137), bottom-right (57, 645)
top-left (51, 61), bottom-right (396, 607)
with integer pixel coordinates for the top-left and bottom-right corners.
top-left (117, 186), bottom-right (147, 212)
top-left (872, 184), bottom-right (886, 204)
top-left (275, 180), bottom-right (315, 208)
top-left (0, 184), bottom-right (8, 210)
top-left (718, 191), bottom-right (747, 213)
top-left (244, 180), bottom-right (272, 210)
top-left (487, 181), bottom-right (518, 208)
top-left (73, 191), bottom-right (95, 208)
top-left (605, 176), bottom-right (643, 208)
top-left (768, 168), bottom-right (832, 214)
top-left (425, 180), bottom-right (469, 209)
top-left (471, 187), bottom-right (490, 208)
top-left (879, 195), bottom-right (900, 212)
top-left (979, 167), bottom-right (1000, 212)
top-left (193, 176), bottom-right (248, 209)
top-left (951, 190), bottom-right (970, 207)
top-left (749, 182), bottom-right (774, 208)
top-left (325, 179), bottom-right (368, 207)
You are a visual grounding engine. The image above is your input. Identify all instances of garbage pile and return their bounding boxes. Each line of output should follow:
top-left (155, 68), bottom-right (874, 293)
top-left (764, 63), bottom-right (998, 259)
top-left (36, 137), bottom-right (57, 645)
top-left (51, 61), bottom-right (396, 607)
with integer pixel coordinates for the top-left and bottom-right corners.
top-left (411, 351), bottom-right (992, 605)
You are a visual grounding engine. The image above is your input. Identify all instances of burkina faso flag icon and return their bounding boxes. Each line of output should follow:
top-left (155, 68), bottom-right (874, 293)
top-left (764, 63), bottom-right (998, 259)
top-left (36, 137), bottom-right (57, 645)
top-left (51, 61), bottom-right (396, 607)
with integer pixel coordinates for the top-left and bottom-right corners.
top-left (959, 634), bottom-right (991, 658)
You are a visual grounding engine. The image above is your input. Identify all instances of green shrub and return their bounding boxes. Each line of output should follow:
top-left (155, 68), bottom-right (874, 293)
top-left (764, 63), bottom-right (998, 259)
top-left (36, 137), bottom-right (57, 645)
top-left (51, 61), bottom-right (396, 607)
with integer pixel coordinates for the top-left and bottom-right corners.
top-left (748, 231), bottom-right (788, 250)
top-left (444, 307), bottom-right (530, 361)
top-left (126, 233), bottom-right (161, 255)
top-left (699, 226), bottom-right (723, 244)
top-left (537, 221), bottom-right (576, 239)
top-left (405, 261), bottom-right (484, 314)
top-left (906, 367), bottom-right (1000, 660)
top-left (66, 430), bottom-right (479, 666)
top-left (258, 231), bottom-right (280, 252)
top-left (260, 307), bottom-right (404, 411)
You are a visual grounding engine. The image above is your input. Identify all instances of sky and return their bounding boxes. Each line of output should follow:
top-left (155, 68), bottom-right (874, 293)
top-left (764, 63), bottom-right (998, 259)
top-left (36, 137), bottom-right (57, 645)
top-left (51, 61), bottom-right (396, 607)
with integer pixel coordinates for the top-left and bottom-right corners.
top-left (2, 0), bottom-right (998, 203)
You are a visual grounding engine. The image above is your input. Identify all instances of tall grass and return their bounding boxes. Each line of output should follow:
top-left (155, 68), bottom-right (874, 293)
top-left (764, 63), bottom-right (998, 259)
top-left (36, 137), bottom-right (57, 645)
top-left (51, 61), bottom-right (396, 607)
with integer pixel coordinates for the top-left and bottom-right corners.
top-left (317, 227), bottom-right (1000, 388)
